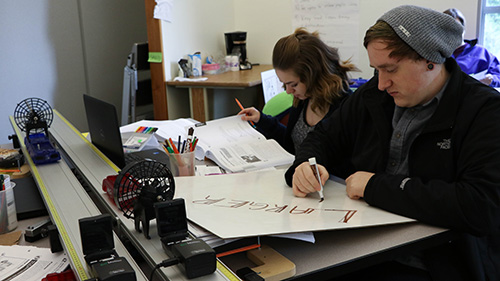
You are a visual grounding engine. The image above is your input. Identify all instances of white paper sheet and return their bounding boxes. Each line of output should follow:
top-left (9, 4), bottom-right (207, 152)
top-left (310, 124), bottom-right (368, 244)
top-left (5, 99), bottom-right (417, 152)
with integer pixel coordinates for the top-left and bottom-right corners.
top-left (0, 245), bottom-right (69, 281)
top-left (154, 0), bottom-right (174, 22)
top-left (261, 69), bottom-right (285, 103)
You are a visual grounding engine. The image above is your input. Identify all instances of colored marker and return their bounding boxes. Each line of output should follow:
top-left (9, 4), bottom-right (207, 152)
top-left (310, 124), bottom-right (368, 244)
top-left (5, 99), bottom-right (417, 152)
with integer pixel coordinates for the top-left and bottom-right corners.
top-left (181, 140), bottom-right (186, 153)
top-left (187, 127), bottom-right (194, 151)
top-left (308, 157), bottom-right (324, 202)
top-left (168, 138), bottom-right (179, 154)
top-left (191, 137), bottom-right (199, 152)
top-left (235, 98), bottom-right (256, 128)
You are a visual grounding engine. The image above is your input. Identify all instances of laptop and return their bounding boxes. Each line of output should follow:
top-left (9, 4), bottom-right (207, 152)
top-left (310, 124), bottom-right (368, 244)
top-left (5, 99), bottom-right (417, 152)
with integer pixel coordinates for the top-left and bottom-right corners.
top-left (83, 94), bottom-right (170, 169)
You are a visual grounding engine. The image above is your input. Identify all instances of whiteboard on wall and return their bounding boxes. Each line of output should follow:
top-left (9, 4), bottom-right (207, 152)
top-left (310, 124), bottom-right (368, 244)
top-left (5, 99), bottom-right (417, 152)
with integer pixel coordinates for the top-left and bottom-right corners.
top-left (292, 0), bottom-right (360, 64)
top-left (174, 170), bottom-right (414, 239)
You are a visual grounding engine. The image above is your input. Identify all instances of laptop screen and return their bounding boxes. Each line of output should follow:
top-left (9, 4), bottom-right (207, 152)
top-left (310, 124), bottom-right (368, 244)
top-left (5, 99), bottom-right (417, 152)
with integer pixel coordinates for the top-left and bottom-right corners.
top-left (83, 94), bottom-right (126, 168)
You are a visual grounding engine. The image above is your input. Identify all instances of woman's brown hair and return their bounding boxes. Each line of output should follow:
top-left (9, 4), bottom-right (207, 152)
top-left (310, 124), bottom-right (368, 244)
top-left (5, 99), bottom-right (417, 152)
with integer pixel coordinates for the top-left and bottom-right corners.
top-left (272, 28), bottom-right (357, 113)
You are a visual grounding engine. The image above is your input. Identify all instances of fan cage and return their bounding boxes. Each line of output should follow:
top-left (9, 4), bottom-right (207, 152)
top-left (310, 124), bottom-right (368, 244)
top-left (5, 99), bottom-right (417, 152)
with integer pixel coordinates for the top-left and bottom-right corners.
top-left (13, 97), bottom-right (54, 133)
top-left (114, 160), bottom-right (175, 219)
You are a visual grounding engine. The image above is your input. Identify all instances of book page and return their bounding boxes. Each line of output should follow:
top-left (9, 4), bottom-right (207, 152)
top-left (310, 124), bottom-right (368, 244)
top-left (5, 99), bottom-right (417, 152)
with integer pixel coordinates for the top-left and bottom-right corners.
top-left (206, 139), bottom-right (293, 173)
top-left (193, 115), bottom-right (266, 160)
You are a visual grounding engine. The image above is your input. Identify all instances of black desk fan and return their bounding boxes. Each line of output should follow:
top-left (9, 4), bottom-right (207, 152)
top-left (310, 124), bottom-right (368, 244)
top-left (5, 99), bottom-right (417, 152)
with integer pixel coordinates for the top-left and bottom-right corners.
top-left (113, 159), bottom-right (175, 239)
top-left (112, 160), bottom-right (217, 280)
top-left (13, 97), bottom-right (61, 165)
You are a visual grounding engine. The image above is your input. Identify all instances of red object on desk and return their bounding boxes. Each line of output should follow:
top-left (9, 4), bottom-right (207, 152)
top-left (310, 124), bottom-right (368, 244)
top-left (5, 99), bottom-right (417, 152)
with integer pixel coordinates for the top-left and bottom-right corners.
top-left (102, 173), bottom-right (141, 209)
top-left (102, 174), bottom-right (118, 204)
top-left (42, 269), bottom-right (76, 281)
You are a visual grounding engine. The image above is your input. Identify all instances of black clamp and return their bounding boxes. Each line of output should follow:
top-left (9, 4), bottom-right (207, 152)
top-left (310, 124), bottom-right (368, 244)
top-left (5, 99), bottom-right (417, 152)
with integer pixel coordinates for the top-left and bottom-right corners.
top-left (236, 267), bottom-right (264, 281)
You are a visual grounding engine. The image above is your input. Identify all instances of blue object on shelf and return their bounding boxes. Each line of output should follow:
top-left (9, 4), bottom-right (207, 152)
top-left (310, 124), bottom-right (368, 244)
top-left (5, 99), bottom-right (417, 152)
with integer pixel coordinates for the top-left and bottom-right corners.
top-left (350, 78), bottom-right (369, 89)
top-left (25, 133), bottom-right (61, 165)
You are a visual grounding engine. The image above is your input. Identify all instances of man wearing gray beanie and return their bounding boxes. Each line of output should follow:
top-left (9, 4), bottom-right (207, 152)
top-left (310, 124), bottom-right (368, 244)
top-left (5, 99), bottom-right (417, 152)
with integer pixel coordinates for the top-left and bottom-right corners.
top-left (285, 5), bottom-right (500, 281)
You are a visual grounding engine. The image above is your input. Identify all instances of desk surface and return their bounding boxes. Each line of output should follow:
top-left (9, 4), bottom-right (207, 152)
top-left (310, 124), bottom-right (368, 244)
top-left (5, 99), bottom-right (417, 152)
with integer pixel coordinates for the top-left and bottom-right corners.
top-left (47, 111), bottom-right (452, 280)
top-left (166, 65), bottom-right (273, 88)
top-left (166, 64), bottom-right (273, 122)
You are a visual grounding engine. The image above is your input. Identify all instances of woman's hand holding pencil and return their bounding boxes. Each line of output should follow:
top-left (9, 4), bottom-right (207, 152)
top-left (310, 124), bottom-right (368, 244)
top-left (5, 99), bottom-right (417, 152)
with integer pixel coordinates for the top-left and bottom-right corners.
top-left (235, 98), bottom-right (258, 128)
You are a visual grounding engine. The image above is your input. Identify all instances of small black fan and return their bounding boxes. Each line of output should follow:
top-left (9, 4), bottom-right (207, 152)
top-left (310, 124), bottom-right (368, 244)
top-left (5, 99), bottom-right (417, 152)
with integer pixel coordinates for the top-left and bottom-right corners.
top-left (14, 97), bottom-right (54, 136)
top-left (114, 159), bottom-right (175, 239)
top-left (13, 97), bottom-right (60, 165)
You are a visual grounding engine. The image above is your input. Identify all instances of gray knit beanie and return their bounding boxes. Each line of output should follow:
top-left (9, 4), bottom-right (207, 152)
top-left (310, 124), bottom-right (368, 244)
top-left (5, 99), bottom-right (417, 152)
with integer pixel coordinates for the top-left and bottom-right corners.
top-left (379, 5), bottom-right (463, 63)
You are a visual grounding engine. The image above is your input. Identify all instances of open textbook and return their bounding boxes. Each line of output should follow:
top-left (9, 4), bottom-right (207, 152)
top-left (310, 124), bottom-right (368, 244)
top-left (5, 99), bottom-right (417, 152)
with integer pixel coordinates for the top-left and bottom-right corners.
top-left (193, 115), bottom-right (294, 173)
top-left (118, 115), bottom-right (294, 173)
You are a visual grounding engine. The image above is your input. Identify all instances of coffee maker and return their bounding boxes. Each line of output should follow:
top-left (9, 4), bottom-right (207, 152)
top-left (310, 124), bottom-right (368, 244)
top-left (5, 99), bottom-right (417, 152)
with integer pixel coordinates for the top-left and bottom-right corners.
top-left (224, 31), bottom-right (252, 70)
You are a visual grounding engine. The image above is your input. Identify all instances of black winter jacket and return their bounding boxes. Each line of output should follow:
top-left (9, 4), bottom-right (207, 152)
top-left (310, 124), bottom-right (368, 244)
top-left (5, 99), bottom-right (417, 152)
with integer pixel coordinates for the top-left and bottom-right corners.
top-left (285, 58), bottom-right (500, 281)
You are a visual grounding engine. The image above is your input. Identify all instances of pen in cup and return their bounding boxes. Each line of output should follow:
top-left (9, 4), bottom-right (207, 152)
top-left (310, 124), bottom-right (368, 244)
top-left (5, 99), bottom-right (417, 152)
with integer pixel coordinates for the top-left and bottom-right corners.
top-left (308, 157), bottom-right (324, 202)
top-left (168, 138), bottom-right (179, 154)
top-left (187, 127), bottom-right (194, 151)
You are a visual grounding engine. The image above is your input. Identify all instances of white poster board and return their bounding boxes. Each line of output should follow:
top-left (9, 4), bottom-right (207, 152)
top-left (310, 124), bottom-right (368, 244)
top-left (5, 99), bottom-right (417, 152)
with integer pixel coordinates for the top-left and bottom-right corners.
top-left (175, 170), bottom-right (414, 239)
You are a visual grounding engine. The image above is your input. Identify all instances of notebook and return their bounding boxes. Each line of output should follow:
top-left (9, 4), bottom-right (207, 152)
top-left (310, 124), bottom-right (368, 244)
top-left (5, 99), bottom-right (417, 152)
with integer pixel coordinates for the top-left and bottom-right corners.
top-left (83, 94), bottom-right (170, 169)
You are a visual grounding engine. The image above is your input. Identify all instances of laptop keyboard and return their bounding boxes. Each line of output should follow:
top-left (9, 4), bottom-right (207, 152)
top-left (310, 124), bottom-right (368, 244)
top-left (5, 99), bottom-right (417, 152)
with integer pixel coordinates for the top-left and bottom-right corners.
top-left (125, 152), bottom-right (143, 164)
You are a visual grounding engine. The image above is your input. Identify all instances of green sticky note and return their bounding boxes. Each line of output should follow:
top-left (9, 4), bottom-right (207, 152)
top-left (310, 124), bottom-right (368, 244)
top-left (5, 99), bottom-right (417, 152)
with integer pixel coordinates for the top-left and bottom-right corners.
top-left (148, 52), bottom-right (162, 63)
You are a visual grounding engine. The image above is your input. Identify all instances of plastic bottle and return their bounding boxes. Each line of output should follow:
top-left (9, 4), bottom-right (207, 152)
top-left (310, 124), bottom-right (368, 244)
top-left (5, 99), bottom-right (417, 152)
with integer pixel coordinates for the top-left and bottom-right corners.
top-left (231, 55), bottom-right (239, 71)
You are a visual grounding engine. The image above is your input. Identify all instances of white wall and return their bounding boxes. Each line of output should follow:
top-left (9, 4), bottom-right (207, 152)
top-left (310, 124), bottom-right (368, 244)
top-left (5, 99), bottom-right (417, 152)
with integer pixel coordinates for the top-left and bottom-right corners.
top-left (161, 0), bottom-right (235, 80)
top-left (160, 0), bottom-right (236, 119)
top-left (160, 0), bottom-right (478, 121)
top-left (1, 1), bottom-right (86, 141)
top-left (0, 0), bottom-right (147, 143)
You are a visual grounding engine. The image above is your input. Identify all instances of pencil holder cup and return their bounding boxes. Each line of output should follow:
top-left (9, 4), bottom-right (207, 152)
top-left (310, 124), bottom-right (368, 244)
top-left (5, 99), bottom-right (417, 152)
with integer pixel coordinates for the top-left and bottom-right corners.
top-left (0, 174), bottom-right (18, 234)
top-left (168, 151), bottom-right (195, 177)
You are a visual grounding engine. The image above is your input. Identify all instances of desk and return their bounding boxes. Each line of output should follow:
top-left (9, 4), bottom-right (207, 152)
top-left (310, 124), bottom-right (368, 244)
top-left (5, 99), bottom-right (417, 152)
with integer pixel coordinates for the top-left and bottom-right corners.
top-left (166, 64), bottom-right (273, 122)
top-left (47, 111), bottom-right (232, 281)
top-left (221, 224), bottom-right (454, 280)
top-left (45, 111), bottom-right (454, 280)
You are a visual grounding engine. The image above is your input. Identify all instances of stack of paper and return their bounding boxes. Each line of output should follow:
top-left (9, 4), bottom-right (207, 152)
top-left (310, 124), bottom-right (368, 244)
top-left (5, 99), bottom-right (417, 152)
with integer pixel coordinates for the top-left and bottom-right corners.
top-left (0, 245), bottom-right (69, 281)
